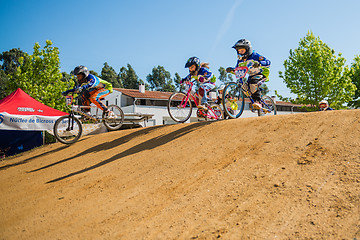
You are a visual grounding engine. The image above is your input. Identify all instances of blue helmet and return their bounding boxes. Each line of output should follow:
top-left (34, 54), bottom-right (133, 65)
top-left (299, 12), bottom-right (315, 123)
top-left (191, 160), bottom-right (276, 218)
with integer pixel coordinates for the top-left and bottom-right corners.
top-left (185, 56), bottom-right (200, 73)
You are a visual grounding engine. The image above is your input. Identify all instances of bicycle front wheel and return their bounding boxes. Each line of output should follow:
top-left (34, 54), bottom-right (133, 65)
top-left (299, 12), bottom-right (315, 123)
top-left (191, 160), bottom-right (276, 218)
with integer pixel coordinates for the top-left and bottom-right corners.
top-left (258, 95), bottom-right (277, 116)
top-left (167, 92), bottom-right (193, 123)
top-left (53, 115), bottom-right (82, 144)
top-left (222, 82), bottom-right (245, 119)
top-left (103, 104), bottom-right (124, 131)
top-left (205, 103), bottom-right (224, 121)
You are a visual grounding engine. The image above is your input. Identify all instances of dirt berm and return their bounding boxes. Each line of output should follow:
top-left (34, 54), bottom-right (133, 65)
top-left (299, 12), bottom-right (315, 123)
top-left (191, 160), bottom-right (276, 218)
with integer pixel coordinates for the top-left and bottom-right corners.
top-left (0, 110), bottom-right (359, 239)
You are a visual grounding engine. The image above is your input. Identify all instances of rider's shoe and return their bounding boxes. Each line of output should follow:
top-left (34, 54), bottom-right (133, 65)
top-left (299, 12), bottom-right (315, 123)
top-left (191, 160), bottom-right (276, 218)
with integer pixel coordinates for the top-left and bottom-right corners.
top-left (197, 104), bottom-right (207, 110)
top-left (199, 102), bottom-right (211, 109)
top-left (252, 102), bottom-right (262, 110)
top-left (80, 112), bottom-right (92, 121)
top-left (105, 110), bottom-right (116, 119)
top-left (263, 108), bottom-right (271, 113)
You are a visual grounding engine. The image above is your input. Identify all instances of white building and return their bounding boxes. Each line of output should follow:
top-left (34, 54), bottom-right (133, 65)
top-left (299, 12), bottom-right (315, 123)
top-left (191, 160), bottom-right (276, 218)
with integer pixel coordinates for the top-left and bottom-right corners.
top-left (102, 86), bottom-right (306, 128)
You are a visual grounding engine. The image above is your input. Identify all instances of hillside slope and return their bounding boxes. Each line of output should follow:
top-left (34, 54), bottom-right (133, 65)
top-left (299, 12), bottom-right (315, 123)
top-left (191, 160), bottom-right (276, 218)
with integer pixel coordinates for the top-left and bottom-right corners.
top-left (0, 110), bottom-right (359, 239)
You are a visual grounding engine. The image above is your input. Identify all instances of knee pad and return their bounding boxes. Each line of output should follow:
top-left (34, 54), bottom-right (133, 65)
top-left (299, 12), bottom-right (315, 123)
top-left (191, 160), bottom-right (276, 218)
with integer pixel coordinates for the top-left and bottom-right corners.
top-left (249, 83), bottom-right (258, 95)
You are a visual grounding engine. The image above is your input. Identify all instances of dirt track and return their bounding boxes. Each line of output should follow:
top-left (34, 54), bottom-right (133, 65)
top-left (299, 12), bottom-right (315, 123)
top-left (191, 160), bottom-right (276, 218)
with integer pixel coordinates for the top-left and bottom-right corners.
top-left (0, 110), bottom-right (359, 239)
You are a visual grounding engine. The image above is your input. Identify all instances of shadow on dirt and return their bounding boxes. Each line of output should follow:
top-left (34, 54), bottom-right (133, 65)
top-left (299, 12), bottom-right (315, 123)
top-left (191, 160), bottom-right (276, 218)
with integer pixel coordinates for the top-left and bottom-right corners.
top-left (29, 125), bottom-right (167, 174)
top-left (46, 121), bottom-right (213, 183)
top-left (0, 145), bottom-right (71, 171)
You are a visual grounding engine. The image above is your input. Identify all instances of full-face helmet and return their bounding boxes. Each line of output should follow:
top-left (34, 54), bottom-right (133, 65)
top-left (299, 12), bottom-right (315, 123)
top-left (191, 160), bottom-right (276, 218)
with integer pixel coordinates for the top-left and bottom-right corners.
top-left (185, 57), bottom-right (200, 75)
top-left (73, 65), bottom-right (90, 78)
top-left (232, 39), bottom-right (253, 59)
top-left (319, 100), bottom-right (329, 110)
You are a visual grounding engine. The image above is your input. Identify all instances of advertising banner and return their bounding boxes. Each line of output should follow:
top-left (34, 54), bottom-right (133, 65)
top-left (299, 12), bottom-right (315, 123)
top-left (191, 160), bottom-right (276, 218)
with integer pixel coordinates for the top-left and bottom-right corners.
top-left (0, 113), bottom-right (60, 131)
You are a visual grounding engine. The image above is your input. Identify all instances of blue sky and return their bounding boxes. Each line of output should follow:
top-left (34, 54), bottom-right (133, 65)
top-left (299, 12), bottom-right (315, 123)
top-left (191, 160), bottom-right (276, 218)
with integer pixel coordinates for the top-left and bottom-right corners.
top-left (1, 0), bottom-right (360, 97)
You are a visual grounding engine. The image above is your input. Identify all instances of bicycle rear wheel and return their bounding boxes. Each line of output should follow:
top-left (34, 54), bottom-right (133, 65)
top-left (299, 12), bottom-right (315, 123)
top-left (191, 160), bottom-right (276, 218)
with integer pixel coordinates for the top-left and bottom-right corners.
top-left (222, 82), bottom-right (245, 119)
top-left (258, 95), bottom-right (277, 116)
top-left (167, 92), bottom-right (193, 123)
top-left (205, 103), bottom-right (224, 121)
top-left (103, 104), bottom-right (124, 130)
top-left (53, 115), bottom-right (82, 144)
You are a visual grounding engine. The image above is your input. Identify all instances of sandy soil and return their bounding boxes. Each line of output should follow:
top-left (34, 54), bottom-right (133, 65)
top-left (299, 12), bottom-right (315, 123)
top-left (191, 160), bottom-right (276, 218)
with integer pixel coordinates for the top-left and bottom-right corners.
top-left (0, 110), bottom-right (359, 239)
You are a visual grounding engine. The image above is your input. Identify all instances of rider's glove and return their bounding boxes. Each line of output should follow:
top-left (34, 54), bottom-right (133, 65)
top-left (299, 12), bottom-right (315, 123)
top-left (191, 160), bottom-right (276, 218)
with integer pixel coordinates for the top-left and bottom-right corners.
top-left (62, 90), bottom-right (70, 96)
top-left (74, 86), bottom-right (83, 93)
top-left (226, 67), bottom-right (234, 73)
top-left (180, 77), bottom-right (189, 85)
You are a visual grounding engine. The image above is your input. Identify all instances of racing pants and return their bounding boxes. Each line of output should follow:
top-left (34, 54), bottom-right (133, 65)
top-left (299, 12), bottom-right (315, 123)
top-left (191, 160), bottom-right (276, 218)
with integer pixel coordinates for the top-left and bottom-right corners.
top-left (247, 74), bottom-right (266, 102)
top-left (82, 88), bottom-right (111, 111)
top-left (198, 82), bottom-right (215, 105)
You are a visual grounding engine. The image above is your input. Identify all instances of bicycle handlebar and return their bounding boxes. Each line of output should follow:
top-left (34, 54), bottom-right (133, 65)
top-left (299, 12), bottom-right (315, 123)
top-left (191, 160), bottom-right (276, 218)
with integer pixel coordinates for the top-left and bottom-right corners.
top-left (181, 79), bottom-right (196, 85)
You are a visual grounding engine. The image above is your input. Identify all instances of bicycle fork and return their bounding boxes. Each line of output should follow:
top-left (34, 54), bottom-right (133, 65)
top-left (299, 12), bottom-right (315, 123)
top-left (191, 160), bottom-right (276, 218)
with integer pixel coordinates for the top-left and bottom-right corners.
top-left (179, 95), bottom-right (191, 108)
top-left (66, 113), bottom-right (76, 131)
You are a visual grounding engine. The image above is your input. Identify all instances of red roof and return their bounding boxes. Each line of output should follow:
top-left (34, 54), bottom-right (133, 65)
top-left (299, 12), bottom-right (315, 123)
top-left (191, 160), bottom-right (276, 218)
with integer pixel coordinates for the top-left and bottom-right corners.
top-left (114, 88), bottom-right (173, 100)
top-left (0, 88), bottom-right (67, 116)
top-left (114, 88), bottom-right (305, 107)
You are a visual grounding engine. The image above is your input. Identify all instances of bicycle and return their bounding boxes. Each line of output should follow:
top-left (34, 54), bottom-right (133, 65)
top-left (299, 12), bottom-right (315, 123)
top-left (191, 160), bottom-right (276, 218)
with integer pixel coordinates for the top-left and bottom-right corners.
top-left (53, 93), bottom-right (124, 144)
top-left (222, 63), bottom-right (277, 118)
top-left (167, 80), bottom-right (224, 123)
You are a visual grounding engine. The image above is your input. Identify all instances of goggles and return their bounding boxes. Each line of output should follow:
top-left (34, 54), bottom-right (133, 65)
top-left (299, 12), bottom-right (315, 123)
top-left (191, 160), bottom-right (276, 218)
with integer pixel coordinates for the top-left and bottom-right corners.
top-left (319, 103), bottom-right (327, 108)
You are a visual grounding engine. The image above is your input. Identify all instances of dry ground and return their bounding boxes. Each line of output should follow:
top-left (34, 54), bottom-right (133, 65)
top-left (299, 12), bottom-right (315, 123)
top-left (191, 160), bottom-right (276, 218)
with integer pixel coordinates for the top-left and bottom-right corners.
top-left (1, 110), bottom-right (359, 239)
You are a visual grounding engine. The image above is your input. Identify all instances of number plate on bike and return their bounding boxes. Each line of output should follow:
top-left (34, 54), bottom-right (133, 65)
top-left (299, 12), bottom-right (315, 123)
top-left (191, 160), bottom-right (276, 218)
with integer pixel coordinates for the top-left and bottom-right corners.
top-left (234, 66), bottom-right (248, 80)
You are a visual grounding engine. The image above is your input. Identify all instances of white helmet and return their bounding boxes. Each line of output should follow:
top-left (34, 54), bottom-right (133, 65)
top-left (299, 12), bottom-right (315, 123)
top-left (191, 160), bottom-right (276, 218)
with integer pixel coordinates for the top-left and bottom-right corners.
top-left (73, 65), bottom-right (90, 78)
top-left (319, 100), bottom-right (329, 110)
top-left (218, 85), bottom-right (225, 91)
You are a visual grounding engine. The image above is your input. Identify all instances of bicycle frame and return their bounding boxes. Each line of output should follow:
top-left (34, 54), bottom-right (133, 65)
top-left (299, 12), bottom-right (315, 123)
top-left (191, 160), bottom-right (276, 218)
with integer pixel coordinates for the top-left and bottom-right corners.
top-left (234, 66), bottom-right (274, 113)
top-left (65, 95), bottom-right (102, 122)
top-left (182, 81), bottom-right (221, 120)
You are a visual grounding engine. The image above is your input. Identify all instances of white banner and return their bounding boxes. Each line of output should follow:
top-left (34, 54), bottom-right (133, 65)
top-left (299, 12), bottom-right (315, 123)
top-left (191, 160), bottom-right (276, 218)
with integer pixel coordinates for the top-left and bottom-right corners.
top-left (0, 112), bottom-right (62, 131)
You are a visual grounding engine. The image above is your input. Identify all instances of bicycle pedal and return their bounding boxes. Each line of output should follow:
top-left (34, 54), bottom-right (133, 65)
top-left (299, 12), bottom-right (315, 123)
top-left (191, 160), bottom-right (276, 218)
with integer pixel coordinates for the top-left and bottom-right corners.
top-left (263, 108), bottom-right (271, 113)
top-left (252, 103), bottom-right (262, 110)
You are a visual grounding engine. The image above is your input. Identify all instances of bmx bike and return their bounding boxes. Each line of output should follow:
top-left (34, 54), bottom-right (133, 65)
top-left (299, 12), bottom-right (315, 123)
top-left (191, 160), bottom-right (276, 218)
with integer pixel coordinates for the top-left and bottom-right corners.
top-left (53, 93), bottom-right (124, 144)
top-left (222, 64), bottom-right (277, 118)
top-left (167, 80), bottom-right (224, 123)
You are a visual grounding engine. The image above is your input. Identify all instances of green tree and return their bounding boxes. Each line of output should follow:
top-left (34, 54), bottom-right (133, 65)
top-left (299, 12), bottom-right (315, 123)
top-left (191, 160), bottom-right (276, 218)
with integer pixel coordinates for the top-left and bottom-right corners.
top-left (89, 70), bottom-right (99, 77)
top-left (218, 67), bottom-right (233, 85)
top-left (5, 40), bottom-right (68, 111)
top-left (119, 64), bottom-right (141, 89)
top-left (0, 70), bottom-right (9, 99)
top-left (0, 48), bottom-right (27, 74)
top-left (146, 65), bottom-right (175, 92)
top-left (163, 79), bottom-right (176, 92)
top-left (60, 72), bottom-right (77, 89)
top-left (348, 55), bottom-right (360, 108)
top-left (61, 72), bottom-right (73, 83)
top-left (101, 62), bottom-right (122, 88)
top-left (0, 48), bottom-right (27, 99)
top-left (260, 84), bottom-right (269, 96)
top-left (173, 72), bottom-right (183, 91)
top-left (279, 31), bottom-right (356, 109)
